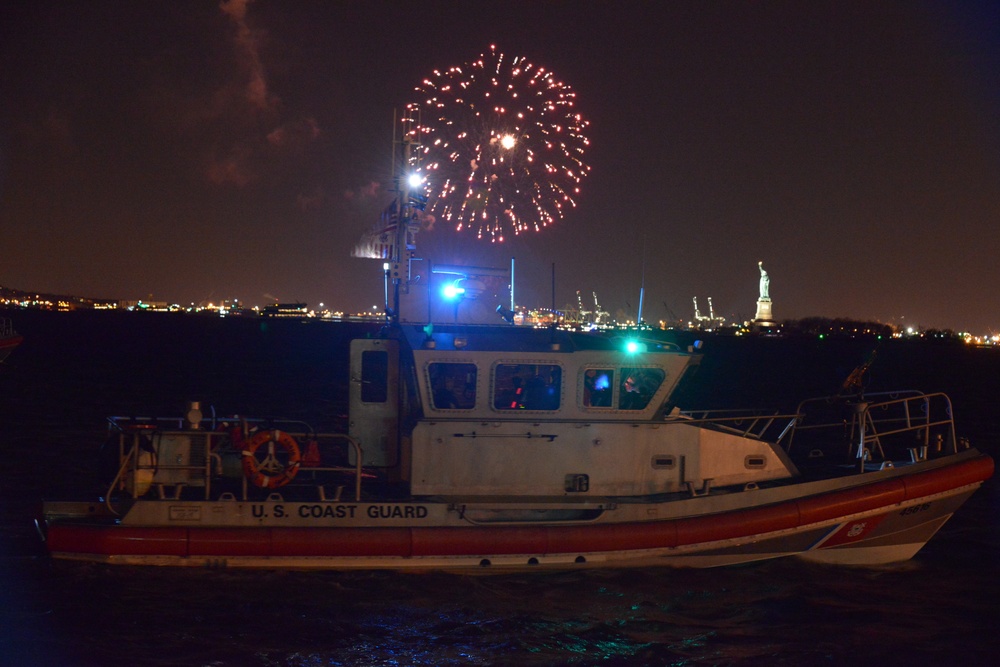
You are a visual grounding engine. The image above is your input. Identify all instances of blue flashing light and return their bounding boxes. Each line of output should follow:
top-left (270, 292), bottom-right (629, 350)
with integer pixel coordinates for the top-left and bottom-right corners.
top-left (442, 283), bottom-right (465, 300)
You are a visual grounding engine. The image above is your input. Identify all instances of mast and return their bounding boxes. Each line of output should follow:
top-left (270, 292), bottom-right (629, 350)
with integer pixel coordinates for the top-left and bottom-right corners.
top-left (385, 109), bottom-right (424, 325)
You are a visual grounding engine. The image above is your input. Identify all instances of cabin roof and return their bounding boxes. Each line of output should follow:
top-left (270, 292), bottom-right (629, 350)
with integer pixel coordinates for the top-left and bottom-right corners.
top-left (399, 323), bottom-right (694, 355)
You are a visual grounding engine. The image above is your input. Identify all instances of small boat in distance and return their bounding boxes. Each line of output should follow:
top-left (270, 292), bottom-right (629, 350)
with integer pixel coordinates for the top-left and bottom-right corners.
top-left (40, 323), bottom-right (993, 571)
top-left (0, 317), bottom-right (23, 363)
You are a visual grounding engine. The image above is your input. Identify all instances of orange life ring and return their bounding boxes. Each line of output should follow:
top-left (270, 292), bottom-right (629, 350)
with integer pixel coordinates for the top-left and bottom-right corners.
top-left (241, 429), bottom-right (301, 488)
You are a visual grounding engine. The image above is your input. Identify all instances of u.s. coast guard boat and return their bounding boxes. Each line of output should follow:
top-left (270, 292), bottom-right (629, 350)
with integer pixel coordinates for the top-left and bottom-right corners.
top-left (40, 322), bottom-right (993, 571)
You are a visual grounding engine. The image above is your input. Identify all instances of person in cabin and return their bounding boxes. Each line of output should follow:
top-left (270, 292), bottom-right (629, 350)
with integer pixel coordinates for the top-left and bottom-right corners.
top-left (620, 374), bottom-right (643, 410)
top-left (431, 373), bottom-right (458, 409)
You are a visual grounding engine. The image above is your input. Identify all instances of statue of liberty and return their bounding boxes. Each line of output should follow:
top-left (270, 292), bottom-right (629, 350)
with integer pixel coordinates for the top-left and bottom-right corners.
top-left (758, 261), bottom-right (770, 299)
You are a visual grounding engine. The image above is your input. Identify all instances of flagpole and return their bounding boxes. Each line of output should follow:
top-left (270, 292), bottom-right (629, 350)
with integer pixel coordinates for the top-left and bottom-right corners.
top-left (637, 233), bottom-right (646, 326)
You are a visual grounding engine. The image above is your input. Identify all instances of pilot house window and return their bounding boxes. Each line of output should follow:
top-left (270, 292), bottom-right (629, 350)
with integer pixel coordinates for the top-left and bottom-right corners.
top-left (494, 363), bottom-right (562, 411)
top-left (428, 362), bottom-right (477, 409)
top-left (618, 368), bottom-right (666, 410)
top-left (583, 369), bottom-right (615, 407)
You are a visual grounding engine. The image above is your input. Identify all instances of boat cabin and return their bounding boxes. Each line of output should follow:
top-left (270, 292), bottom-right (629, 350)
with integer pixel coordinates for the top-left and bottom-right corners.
top-left (348, 325), bottom-right (797, 498)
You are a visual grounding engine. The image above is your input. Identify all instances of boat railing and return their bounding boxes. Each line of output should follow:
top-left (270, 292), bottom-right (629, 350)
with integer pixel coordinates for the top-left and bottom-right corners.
top-left (672, 408), bottom-right (801, 445)
top-left (0, 317), bottom-right (15, 338)
top-left (104, 416), bottom-right (365, 507)
top-left (785, 391), bottom-right (959, 470)
top-left (104, 438), bottom-right (142, 515)
top-left (240, 432), bottom-right (365, 503)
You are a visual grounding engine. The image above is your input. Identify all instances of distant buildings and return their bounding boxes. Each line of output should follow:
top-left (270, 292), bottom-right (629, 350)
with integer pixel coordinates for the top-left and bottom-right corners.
top-left (0, 286), bottom-right (117, 311)
top-left (0, 285), bottom-right (994, 345)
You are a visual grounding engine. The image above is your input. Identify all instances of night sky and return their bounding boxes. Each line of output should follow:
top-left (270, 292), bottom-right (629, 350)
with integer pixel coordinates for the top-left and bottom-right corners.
top-left (2, 1), bottom-right (998, 332)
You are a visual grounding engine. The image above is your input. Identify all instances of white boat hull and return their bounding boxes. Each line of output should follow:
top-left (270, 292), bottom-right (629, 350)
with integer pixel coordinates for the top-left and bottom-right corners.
top-left (42, 451), bottom-right (990, 571)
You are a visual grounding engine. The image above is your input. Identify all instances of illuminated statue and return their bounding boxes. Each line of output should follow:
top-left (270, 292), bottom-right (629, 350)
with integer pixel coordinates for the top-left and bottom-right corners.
top-left (758, 261), bottom-right (770, 299)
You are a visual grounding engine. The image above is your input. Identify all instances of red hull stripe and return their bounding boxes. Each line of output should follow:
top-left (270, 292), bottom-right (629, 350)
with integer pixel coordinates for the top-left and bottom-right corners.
top-left (797, 478), bottom-right (906, 525)
top-left (47, 455), bottom-right (994, 559)
top-left (0, 336), bottom-right (23, 350)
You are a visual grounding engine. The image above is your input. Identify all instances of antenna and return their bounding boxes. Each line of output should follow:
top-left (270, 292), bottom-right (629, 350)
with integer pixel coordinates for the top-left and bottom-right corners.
top-left (510, 257), bottom-right (515, 314)
top-left (391, 108), bottom-right (398, 181)
top-left (637, 234), bottom-right (647, 325)
top-left (551, 263), bottom-right (556, 313)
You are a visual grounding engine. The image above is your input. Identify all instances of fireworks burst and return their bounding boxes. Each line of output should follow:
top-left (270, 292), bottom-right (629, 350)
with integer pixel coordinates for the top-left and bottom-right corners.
top-left (405, 45), bottom-right (590, 242)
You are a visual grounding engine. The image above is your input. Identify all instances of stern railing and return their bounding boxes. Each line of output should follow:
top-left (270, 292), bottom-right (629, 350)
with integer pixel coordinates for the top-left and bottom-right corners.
top-left (785, 391), bottom-right (960, 470)
top-left (676, 390), bottom-right (962, 473)
top-left (103, 416), bottom-right (365, 511)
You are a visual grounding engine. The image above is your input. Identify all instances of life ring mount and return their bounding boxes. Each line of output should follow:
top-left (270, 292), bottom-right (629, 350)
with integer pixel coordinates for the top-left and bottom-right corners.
top-left (241, 429), bottom-right (301, 488)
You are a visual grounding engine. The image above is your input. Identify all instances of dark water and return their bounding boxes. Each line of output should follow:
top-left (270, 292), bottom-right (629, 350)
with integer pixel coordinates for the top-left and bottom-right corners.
top-left (2, 310), bottom-right (998, 666)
